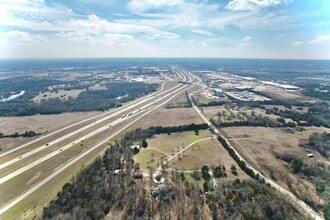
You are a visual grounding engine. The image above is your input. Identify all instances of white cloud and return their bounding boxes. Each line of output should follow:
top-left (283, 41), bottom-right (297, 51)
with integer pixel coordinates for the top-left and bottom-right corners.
top-left (191, 29), bottom-right (215, 37)
top-left (127, 0), bottom-right (183, 13)
top-left (309, 35), bottom-right (330, 45)
top-left (239, 36), bottom-right (252, 47)
top-left (1, 30), bottom-right (48, 44)
top-left (291, 41), bottom-right (303, 47)
top-left (226, 0), bottom-right (289, 11)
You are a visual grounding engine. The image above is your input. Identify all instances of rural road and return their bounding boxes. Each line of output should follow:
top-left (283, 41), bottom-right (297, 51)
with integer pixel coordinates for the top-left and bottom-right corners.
top-left (183, 67), bottom-right (324, 220)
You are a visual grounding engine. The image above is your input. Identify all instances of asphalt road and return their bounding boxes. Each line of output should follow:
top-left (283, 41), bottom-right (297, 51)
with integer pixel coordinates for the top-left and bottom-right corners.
top-left (183, 67), bottom-right (324, 220)
top-left (0, 67), bottom-right (195, 216)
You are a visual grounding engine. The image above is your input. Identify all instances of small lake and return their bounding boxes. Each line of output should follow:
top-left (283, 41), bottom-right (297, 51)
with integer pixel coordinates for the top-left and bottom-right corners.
top-left (115, 94), bottom-right (129, 100)
top-left (1, 91), bottom-right (25, 102)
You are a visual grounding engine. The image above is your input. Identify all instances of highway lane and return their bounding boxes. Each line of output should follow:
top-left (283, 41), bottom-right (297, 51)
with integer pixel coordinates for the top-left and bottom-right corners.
top-left (0, 79), bottom-right (182, 160)
top-left (0, 70), bottom-right (192, 184)
top-left (0, 68), bottom-right (194, 216)
top-left (0, 82), bottom-right (183, 170)
top-left (183, 67), bottom-right (324, 220)
top-left (0, 69), bottom-right (186, 163)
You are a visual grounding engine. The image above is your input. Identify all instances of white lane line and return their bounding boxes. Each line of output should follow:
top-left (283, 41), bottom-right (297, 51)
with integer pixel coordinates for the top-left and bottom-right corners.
top-left (0, 83), bottom-right (189, 185)
top-left (0, 80), bottom-right (175, 159)
top-left (0, 77), bottom-right (192, 216)
top-left (0, 83), bottom-right (183, 169)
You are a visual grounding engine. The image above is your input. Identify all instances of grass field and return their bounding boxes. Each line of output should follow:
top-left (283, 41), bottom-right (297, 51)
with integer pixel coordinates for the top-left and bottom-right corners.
top-left (166, 92), bottom-right (190, 108)
top-left (0, 111), bottom-right (100, 152)
top-left (132, 107), bottom-right (203, 129)
top-left (192, 93), bottom-right (227, 106)
top-left (134, 130), bottom-right (249, 180)
top-left (32, 89), bottom-right (85, 103)
top-left (134, 130), bottom-right (211, 172)
top-left (223, 126), bottom-right (330, 204)
top-left (202, 105), bottom-right (297, 123)
top-left (168, 139), bottom-right (249, 180)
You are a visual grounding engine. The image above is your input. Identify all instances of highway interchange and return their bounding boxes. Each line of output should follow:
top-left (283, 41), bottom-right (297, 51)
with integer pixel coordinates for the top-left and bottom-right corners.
top-left (0, 66), bottom-right (324, 220)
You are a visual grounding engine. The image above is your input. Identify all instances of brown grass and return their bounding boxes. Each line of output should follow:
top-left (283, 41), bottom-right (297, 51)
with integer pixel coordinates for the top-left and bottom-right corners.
top-left (0, 112), bottom-right (100, 151)
top-left (223, 126), bottom-right (330, 203)
top-left (169, 139), bottom-right (249, 180)
top-left (132, 107), bottom-right (203, 129)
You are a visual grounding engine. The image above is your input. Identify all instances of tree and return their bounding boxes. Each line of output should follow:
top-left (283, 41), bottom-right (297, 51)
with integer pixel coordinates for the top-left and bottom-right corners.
top-left (213, 165), bottom-right (223, 178)
top-left (291, 158), bottom-right (304, 173)
top-left (201, 165), bottom-right (211, 181)
top-left (203, 181), bottom-right (209, 193)
top-left (231, 165), bottom-right (238, 176)
top-left (141, 139), bottom-right (148, 148)
top-left (194, 130), bottom-right (199, 136)
top-left (133, 147), bottom-right (140, 155)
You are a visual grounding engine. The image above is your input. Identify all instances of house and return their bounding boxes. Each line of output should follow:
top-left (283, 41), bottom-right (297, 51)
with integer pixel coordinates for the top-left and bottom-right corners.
top-left (307, 153), bottom-right (314, 159)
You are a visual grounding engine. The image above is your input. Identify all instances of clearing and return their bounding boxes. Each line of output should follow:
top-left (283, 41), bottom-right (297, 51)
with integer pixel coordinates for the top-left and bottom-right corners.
top-left (223, 126), bottom-right (330, 205)
top-left (0, 111), bottom-right (100, 151)
top-left (132, 107), bottom-right (203, 129)
top-left (32, 89), bottom-right (85, 103)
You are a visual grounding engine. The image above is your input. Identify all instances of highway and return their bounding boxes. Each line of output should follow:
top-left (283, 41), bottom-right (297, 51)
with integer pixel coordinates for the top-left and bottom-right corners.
top-left (182, 67), bottom-right (324, 220)
top-left (0, 66), bottom-right (196, 217)
top-left (2, 66), bottom-right (320, 220)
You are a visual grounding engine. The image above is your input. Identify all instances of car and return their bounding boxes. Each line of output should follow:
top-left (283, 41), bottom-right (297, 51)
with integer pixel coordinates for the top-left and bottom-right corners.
top-left (60, 149), bottom-right (63, 151)
top-left (108, 124), bottom-right (111, 127)
top-left (45, 143), bottom-right (49, 146)
top-left (19, 156), bottom-right (22, 159)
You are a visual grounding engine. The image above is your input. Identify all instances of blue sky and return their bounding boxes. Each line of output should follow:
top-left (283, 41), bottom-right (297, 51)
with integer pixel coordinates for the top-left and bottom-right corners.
top-left (0, 0), bottom-right (329, 59)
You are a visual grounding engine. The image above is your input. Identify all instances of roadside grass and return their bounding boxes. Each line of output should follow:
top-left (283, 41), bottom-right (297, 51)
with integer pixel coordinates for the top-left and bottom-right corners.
top-left (0, 118), bottom-right (132, 219)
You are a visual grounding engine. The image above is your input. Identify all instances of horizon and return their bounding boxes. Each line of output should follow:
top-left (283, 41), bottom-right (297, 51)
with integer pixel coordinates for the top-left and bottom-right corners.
top-left (1, 0), bottom-right (330, 59)
top-left (1, 57), bottom-right (330, 61)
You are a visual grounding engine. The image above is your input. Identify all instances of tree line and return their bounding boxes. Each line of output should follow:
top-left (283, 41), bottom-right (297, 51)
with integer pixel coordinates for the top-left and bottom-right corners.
top-left (0, 130), bottom-right (40, 139)
top-left (42, 127), bottom-right (304, 220)
top-left (0, 82), bottom-right (157, 116)
top-left (211, 114), bottom-right (297, 128)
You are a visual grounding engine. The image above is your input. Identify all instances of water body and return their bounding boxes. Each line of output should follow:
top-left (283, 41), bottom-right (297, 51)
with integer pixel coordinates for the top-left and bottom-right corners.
top-left (116, 94), bottom-right (129, 100)
top-left (1, 91), bottom-right (25, 102)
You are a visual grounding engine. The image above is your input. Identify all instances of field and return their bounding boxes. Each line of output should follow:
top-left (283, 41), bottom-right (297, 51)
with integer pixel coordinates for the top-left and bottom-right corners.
top-left (134, 130), bottom-right (212, 172)
top-left (192, 93), bottom-right (227, 106)
top-left (202, 106), bottom-right (283, 122)
top-left (222, 126), bottom-right (330, 203)
top-left (0, 112), bottom-right (100, 151)
top-left (166, 92), bottom-right (190, 108)
top-left (32, 89), bottom-right (85, 103)
top-left (255, 87), bottom-right (317, 101)
top-left (168, 139), bottom-right (249, 180)
top-left (134, 130), bottom-right (248, 180)
top-left (132, 107), bottom-right (203, 129)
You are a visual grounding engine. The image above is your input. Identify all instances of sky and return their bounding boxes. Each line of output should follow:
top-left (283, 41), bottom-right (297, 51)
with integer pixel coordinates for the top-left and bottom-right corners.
top-left (0, 0), bottom-right (330, 59)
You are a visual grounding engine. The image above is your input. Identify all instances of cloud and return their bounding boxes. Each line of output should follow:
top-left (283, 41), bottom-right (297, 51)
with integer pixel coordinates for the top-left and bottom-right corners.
top-left (127, 0), bottom-right (183, 13)
top-left (226, 0), bottom-right (289, 11)
top-left (191, 29), bottom-right (215, 37)
top-left (239, 36), bottom-right (252, 47)
top-left (1, 30), bottom-right (48, 44)
top-left (291, 41), bottom-right (303, 47)
top-left (309, 35), bottom-right (330, 45)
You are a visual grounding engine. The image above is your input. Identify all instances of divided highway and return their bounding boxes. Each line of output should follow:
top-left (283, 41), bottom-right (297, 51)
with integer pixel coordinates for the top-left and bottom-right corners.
top-left (0, 67), bottom-right (196, 217)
